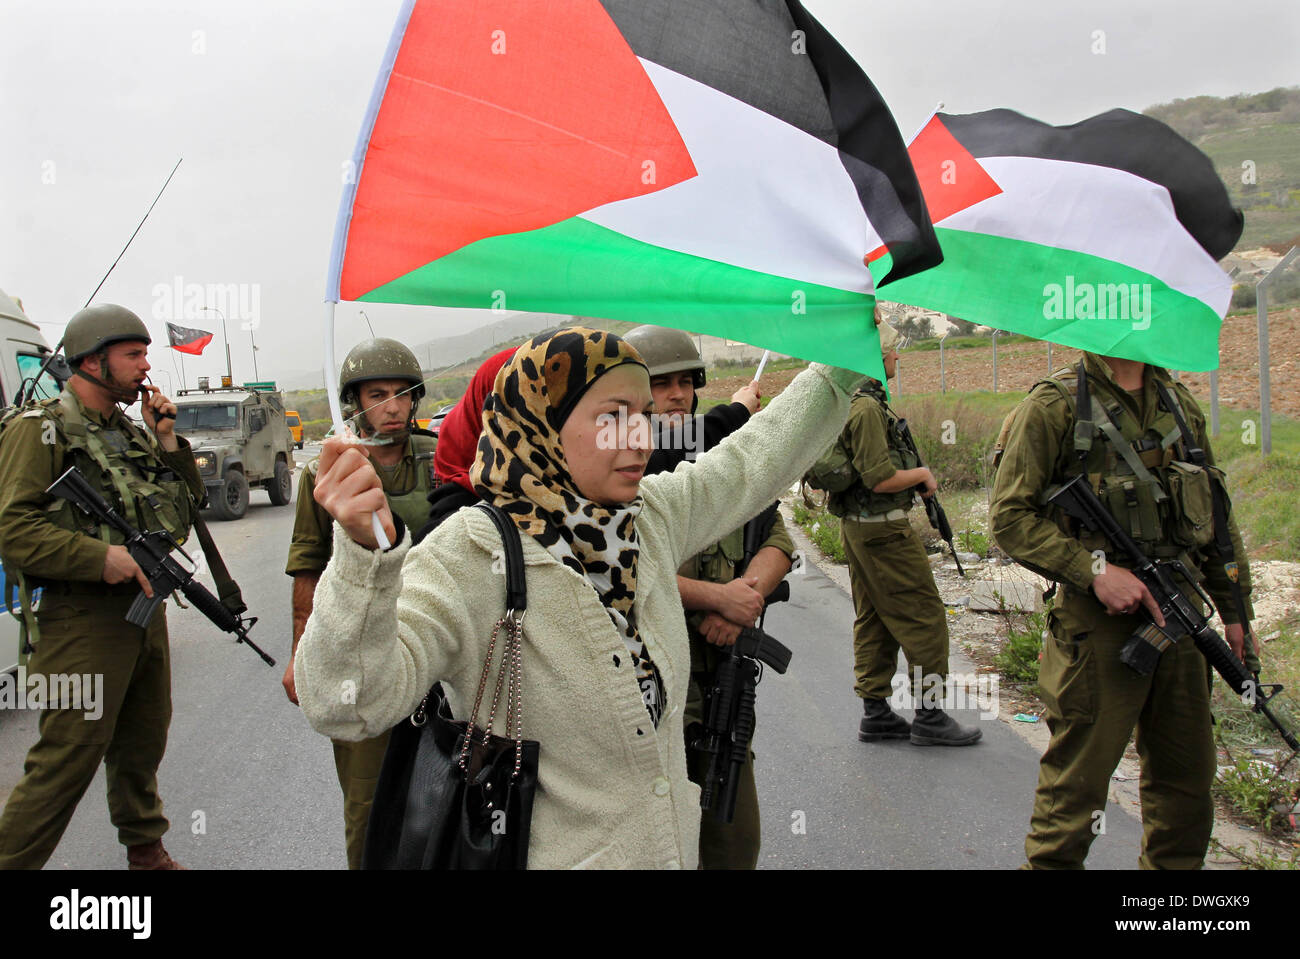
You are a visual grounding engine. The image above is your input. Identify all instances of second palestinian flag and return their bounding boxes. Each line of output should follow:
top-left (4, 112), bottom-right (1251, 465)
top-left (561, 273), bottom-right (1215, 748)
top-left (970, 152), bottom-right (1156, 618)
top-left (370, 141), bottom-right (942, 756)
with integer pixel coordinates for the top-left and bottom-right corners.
top-left (871, 109), bottom-right (1242, 371)
top-left (328, 0), bottom-right (939, 377)
top-left (166, 322), bottom-right (214, 356)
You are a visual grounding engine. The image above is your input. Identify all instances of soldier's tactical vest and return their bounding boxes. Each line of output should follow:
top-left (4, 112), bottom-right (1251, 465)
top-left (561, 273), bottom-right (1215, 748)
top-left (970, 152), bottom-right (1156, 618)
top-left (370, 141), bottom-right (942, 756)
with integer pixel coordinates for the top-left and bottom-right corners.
top-left (307, 432), bottom-right (437, 534)
top-left (831, 381), bottom-right (921, 518)
top-left (679, 525), bottom-right (745, 585)
top-left (1035, 367), bottom-right (1218, 559)
top-left (35, 392), bottom-right (196, 546)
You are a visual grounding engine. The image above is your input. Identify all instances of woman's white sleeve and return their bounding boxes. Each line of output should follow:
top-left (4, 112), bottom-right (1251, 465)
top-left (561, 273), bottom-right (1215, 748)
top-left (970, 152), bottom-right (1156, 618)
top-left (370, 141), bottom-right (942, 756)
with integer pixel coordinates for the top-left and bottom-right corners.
top-left (644, 363), bottom-right (864, 565)
top-left (295, 525), bottom-right (470, 740)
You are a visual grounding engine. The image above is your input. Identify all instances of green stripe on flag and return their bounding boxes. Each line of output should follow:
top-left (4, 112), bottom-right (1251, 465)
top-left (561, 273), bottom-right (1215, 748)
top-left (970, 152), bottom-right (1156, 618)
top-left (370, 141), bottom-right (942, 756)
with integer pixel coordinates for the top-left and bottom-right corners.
top-left (874, 228), bottom-right (1223, 371)
top-left (359, 216), bottom-right (885, 380)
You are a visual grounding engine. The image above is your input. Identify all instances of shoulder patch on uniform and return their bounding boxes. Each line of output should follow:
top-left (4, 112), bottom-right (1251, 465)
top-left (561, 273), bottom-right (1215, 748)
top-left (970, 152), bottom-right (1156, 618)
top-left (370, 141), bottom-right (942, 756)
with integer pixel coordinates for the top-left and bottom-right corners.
top-left (1027, 382), bottom-right (1069, 408)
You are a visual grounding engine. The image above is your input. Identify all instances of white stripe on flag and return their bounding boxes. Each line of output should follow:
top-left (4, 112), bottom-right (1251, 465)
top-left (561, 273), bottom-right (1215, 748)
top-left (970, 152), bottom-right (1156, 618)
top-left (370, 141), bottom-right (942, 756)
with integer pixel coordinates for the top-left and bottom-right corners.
top-left (579, 59), bottom-right (879, 296)
top-left (940, 156), bottom-right (1232, 314)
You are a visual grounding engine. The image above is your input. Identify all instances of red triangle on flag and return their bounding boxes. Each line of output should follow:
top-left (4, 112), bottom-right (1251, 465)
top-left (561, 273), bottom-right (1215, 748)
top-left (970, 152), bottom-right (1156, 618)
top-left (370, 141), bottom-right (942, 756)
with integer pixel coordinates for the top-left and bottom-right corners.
top-left (866, 114), bottom-right (1002, 264)
top-left (908, 114), bottom-right (1003, 224)
top-left (340, 0), bottom-right (697, 302)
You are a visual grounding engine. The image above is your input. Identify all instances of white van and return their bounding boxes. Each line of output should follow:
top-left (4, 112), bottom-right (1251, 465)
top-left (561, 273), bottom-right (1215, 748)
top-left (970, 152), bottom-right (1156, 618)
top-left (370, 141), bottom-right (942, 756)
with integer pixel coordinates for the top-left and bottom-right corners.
top-left (0, 289), bottom-right (64, 675)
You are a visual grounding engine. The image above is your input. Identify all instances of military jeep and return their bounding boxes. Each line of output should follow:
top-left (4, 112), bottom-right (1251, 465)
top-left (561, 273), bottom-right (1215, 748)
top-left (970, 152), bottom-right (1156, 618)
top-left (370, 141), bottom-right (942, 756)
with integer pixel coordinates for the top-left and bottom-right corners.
top-left (174, 384), bottom-right (295, 520)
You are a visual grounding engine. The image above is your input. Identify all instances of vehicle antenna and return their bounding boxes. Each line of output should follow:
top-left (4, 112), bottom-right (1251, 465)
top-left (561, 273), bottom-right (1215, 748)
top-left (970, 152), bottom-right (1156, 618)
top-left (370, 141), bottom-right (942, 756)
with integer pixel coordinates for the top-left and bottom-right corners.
top-left (16, 158), bottom-right (183, 407)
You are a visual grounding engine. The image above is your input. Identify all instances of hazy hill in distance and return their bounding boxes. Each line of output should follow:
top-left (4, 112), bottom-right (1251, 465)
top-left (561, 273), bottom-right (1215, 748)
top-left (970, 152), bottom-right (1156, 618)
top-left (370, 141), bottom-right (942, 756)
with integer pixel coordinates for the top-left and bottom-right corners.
top-left (277, 310), bottom-right (624, 391)
top-left (1143, 86), bottom-right (1300, 252)
top-left (409, 310), bottom-right (587, 373)
top-left (425, 315), bottom-right (637, 380)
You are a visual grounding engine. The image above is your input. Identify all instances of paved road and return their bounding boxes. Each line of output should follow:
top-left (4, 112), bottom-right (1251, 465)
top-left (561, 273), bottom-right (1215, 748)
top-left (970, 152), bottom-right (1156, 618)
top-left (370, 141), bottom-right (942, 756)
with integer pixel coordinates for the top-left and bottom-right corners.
top-left (0, 450), bottom-right (1147, 868)
top-left (754, 555), bottom-right (1144, 868)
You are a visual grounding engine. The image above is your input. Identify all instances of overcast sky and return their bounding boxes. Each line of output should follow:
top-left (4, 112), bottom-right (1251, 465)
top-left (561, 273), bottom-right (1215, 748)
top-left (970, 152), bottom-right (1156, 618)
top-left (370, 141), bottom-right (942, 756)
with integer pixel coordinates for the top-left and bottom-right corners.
top-left (3, 0), bottom-right (1297, 390)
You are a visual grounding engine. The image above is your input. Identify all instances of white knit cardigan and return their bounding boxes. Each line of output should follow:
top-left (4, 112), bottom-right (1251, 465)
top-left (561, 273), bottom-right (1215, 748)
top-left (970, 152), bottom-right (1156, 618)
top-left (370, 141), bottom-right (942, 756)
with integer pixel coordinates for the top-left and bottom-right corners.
top-left (296, 363), bottom-right (862, 868)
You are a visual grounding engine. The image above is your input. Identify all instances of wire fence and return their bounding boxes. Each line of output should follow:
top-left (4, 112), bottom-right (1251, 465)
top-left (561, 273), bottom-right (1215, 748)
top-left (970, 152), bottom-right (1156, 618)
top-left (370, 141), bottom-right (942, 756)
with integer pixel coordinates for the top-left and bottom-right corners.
top-left (894, 250), bottom-right (1298, 456)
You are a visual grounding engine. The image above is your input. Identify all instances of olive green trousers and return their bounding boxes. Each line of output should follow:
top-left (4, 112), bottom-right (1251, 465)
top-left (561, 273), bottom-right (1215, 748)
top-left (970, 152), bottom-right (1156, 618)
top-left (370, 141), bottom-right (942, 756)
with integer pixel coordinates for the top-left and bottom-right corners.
top-left (1026, 609), bottom-right (1217, 869)
top-left (332, 730), bottom-right (392, 870)
top-left (0, 596), bottom-right (171, 869)
top-left (841, 516), bottom-right (950, 701)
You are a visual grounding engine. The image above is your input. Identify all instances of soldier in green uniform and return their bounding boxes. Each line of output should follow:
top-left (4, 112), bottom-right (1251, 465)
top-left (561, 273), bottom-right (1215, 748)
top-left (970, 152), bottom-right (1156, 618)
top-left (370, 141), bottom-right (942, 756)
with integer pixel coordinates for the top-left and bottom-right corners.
top-left (625, 324), bottom-right (789, 869)
top-left (833, 318), bottom-right (980, 746)
top-left (0, 304), bottom-right (202, 870)
top-left (990, 351), bottom-right (1257, 869)
top-left (281, 337), bottom-right (435, 870)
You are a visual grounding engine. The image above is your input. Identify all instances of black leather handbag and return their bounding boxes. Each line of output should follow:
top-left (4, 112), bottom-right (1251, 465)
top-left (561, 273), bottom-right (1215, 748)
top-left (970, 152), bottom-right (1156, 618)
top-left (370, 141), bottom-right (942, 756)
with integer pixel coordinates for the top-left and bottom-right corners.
top-left (362, 503), bottom-right (539, 870)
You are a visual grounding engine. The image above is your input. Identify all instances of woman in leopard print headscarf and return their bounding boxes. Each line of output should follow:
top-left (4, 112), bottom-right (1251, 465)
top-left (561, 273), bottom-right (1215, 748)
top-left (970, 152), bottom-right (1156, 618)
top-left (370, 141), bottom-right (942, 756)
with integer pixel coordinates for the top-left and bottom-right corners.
top-left (471, 327), bottom-right (665, 726)
top-left (300, 321), bottom-right (868, 868)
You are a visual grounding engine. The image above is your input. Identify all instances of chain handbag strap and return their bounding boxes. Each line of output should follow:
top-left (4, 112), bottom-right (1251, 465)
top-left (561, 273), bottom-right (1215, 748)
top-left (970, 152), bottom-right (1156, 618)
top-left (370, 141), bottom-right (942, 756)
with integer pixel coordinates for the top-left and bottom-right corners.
top-left (455, 503), bottom-right (528, 779)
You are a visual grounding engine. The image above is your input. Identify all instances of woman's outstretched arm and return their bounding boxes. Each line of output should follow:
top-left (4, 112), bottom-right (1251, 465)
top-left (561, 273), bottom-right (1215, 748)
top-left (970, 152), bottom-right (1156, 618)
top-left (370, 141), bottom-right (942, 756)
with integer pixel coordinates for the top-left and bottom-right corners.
top-left (642, 363), bottom-right (864, 567)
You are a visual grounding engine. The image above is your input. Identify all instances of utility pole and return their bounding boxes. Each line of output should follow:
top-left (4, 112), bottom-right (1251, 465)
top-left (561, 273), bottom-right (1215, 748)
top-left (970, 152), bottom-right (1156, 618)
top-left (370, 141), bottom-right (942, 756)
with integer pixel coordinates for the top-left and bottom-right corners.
top-left (201, 305), bottom-right (231, 383)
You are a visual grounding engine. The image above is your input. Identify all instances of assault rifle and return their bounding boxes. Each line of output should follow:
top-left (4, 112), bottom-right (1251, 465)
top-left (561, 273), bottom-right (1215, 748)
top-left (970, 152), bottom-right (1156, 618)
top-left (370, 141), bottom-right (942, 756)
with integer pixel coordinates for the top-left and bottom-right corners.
top-left (894, 418), bottom-right (965, 577)
top-left (1049, 474), bottom-right (1298, 752)
top-left (695, 625), bottom-right (793, 822)
top-left (694, 500), bottom-right (793, 823)
top-left (47, 466), bottom-right (275, 667)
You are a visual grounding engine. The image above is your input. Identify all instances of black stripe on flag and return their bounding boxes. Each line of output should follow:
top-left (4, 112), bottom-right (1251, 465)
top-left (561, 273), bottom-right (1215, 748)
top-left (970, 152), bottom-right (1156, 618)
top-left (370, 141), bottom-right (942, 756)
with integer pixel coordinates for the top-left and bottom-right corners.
top-left (941, 108), bottom-right (1243, 260)
top-left (166, 322), bottom-right (213, 347)
top-left (600, 0), bottom-right (837, 142)
top-left (600, 0), bottom-right (941, 285)
top-left (785, 0), bottom-right (940, 285)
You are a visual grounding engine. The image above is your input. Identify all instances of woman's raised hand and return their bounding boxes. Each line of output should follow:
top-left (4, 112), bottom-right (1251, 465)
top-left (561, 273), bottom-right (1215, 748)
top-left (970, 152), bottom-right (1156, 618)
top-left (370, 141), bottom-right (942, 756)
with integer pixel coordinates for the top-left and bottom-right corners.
top-left (313, 436), bottom-right (397, 550)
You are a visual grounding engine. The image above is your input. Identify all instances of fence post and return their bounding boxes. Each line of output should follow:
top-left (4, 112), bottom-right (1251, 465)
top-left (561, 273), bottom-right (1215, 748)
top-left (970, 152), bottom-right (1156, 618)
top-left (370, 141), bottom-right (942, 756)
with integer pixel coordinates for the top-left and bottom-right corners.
top-left (991, 330), bottom-right (1001, 392)
top-left (1209, 368), bottom-right (1220, 438)
top-left (939, 331), bottom-right (949, 393)
top-left (1047, 341), bottom-right (1053, 373)
top-left (1256, 246), bottom-right (1299, 456)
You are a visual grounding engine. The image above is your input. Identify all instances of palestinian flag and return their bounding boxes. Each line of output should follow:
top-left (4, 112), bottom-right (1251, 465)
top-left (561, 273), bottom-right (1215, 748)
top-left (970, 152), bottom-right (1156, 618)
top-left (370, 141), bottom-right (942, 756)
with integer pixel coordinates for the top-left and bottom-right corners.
top-left (166, 322), bottom-right (214, 356)
top-left (327, 0), bottom-right (939, 378)
top-left (870, 109), bottom-right (1243, 371)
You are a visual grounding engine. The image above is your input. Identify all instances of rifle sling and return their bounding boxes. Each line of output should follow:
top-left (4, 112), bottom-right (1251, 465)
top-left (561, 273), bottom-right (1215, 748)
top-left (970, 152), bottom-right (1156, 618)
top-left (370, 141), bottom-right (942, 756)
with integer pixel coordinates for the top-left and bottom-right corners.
top-left (190, 512), bottom-right (247, 615)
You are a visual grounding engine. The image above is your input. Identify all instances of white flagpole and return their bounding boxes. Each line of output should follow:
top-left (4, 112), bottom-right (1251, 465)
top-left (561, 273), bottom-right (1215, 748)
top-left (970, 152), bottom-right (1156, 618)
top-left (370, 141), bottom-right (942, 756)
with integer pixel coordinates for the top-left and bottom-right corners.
top-left (906, 100), bottom-right (945, 145)
top-left (753, 350), bottom-right (770, 383)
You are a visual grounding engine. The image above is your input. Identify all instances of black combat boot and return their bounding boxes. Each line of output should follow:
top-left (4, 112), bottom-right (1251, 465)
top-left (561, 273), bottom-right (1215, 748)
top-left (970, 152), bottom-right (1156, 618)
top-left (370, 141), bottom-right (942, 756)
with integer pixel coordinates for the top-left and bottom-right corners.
top-left (858, 697), bottom-right (911, 742)
top-left (910, 706), bottom-right (982, 746)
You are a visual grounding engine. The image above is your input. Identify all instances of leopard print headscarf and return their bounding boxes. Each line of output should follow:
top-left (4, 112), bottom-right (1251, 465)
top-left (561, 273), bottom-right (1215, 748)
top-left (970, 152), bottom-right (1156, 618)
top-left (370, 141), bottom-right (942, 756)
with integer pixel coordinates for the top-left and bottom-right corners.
top-left (470, 328), bottom-right (665, 727)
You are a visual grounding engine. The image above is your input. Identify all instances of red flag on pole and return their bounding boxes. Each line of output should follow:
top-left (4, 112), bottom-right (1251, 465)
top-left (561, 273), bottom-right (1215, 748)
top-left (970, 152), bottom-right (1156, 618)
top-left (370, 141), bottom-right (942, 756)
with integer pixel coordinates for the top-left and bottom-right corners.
top-left (166, 322), bottom-right (214, 356)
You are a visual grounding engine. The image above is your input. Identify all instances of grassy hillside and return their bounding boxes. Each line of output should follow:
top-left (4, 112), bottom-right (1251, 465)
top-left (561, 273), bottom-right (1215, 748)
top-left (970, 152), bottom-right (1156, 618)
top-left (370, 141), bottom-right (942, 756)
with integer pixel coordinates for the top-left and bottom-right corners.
top-left (1144, 87), bottom-right (1300, 251)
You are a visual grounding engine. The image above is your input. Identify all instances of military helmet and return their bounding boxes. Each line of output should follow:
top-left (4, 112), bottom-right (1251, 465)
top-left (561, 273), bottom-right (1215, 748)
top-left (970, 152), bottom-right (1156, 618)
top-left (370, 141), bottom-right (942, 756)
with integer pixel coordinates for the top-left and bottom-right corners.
top-left (64, 304), bottom-right (151, 363)
top-left (877, 320), bottom-right (901, 356)
top-left (338, 338), bottom-right (425, 403)
top-left (622, 325), bottom-right (705, 388)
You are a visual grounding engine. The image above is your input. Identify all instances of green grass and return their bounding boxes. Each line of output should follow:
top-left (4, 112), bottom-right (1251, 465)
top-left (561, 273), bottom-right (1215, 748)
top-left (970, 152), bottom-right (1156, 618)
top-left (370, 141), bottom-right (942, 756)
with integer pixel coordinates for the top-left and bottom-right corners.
top-left (1204, 122), bottom-right (1300, 250)
top-left (1213, 612), bottom-right (1300, 747)
top-left (706, 356), bottom-right (808, 382)
top-left (791, 501), bottom-right (846, 564)
top-left (907, 333), bottom-right (1037, 352)
top-left (1197, 408), bottom-right (1300, 561)
top-left (992, 605), bottom-right (1048, 689)
top-left (1212, 754), bottom-right (1298, 833)
top-left (957, 530), bottom-right (989, 557)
